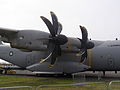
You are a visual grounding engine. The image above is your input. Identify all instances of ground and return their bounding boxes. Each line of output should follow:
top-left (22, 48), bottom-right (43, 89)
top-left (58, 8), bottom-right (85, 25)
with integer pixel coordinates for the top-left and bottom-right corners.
top-left (0, 71), bottom-right (120, 90)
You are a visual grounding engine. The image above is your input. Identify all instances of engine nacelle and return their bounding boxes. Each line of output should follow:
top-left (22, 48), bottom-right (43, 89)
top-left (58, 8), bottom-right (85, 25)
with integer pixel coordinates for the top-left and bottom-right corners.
top-left (61, 38), bottom-right (82, 53)
top-left (6, 30), bottom-right (84, 52)
top-left (10, 30), bottom-right (49, 51)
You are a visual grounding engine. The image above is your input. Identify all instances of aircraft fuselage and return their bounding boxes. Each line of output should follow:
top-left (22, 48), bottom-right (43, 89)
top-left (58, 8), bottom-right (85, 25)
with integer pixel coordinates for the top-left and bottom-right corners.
top-left (0, 40), bottom-right (120, 74)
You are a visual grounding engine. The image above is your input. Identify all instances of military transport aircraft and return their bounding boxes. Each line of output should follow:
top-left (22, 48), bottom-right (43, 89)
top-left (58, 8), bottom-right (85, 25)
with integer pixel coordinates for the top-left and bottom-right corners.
top-left (0, 11), bottom-right (120, 75)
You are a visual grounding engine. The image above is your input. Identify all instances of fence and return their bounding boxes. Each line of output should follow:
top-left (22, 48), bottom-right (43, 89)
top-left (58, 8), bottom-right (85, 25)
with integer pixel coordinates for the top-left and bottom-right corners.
top-left (0, 81), bottom-right (120, 90)
top-left (0, 86), bottom-right (32, 90)
top-left (108, 80), bottom-right (120, 90)
top-left (36, 82), bottom-right (105, 90)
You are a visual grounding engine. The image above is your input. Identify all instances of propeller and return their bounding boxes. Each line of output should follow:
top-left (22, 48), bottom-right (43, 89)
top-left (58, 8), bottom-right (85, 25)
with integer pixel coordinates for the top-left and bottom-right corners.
top-left (79, 26), bottom-right (94, 63)
top-left (40, 11), bottom-right (68, 67)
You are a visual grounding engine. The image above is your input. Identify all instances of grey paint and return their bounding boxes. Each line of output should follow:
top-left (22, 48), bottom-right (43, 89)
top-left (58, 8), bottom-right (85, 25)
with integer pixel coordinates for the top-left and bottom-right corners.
top-left (0, 44), bottom-right (89, 74)
top-left (0, 39), bottom-right (120, 74)
top-left (0, 28), bottom-right (120, 74)
top-left (91, 40), bottom-right (120, 71)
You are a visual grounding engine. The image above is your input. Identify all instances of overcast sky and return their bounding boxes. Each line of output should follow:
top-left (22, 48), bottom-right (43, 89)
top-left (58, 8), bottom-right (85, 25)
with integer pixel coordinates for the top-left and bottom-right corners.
top-left (0, 0), bottom-right (120, 40)
top-left (0, 0), bottom-right (120, 63)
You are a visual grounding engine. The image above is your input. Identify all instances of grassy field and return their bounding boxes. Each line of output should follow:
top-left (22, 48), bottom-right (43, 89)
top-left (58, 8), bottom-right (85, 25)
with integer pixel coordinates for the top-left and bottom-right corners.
top-left (0, 75), bottom-right (119, 90)
top-left (0, 75), bottom-right (79, 86)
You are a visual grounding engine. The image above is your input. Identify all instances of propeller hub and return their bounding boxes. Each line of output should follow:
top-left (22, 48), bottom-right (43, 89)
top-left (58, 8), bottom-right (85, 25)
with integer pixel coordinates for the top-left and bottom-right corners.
top-left (86, 41), bottom-right (94, 49)
top-left (52, 34), bottom-right (68, 45)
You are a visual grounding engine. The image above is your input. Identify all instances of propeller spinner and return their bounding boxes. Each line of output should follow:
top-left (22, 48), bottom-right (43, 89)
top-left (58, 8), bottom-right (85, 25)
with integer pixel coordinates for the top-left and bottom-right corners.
top-left (40, 12), bottom-right (68, 67)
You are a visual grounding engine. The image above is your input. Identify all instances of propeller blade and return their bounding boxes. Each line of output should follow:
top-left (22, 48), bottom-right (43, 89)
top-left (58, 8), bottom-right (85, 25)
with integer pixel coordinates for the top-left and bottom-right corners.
top-left (57, 22), bottom-right (62, 35)
top-left (39, 42), bottom-right (55, 64)
top-left (40, 16), bottom-right (55, 37)
top-left (50, 45), bottom-right (61, 66)
top-left (80, 49), bottom-right (87, 63)
top-left (80, 26), bottom-right (88, 44)
top-left (50, 55), bottom-right (57, 66)
top-left (50, 11), bottom-right (58, 35)
top-left (40, 53), bottom-right (52, 63)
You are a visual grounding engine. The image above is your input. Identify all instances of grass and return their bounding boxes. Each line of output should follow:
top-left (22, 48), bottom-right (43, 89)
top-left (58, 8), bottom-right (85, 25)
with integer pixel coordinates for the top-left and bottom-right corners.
top-left (0, 75), bottom-right (119, 90)
top-left (0, 75), bottom-right (72, 86)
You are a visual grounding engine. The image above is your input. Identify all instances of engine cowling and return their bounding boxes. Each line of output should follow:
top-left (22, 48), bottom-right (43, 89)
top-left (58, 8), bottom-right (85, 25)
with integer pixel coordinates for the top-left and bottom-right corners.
top-left (10, 30), bottom-right (49, 51)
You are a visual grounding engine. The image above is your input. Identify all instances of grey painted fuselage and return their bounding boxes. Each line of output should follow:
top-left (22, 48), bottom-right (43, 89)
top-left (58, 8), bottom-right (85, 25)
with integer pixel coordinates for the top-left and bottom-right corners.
top-left (91, 40), bottom-right (120, 71)
top-left (0, 39), bottom-right (120, 74)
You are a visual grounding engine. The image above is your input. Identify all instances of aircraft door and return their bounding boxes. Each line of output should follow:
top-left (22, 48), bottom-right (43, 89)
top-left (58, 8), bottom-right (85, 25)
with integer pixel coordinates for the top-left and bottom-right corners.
top-left (107, 55), bottom-right (114, 69)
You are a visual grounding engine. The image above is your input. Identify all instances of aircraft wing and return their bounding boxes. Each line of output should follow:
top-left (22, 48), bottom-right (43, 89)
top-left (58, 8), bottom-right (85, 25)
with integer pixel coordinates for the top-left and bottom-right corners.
top-left (0, 27), bottom-right (19, 42)
top-left (0, 27), bottom-right (18, 36)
